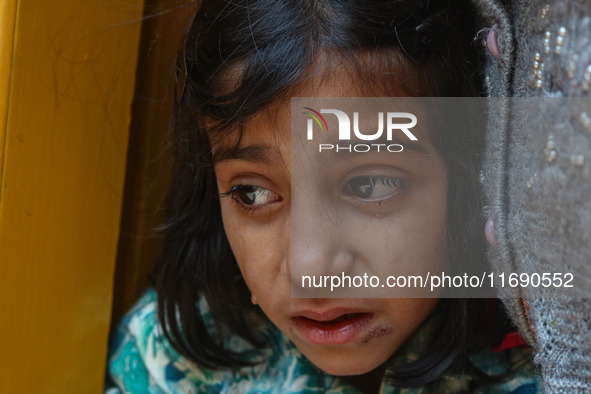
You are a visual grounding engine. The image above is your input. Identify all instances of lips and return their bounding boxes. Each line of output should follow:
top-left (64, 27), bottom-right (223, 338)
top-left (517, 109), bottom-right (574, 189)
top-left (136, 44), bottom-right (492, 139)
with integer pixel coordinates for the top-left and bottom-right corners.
top-left (291, 310), bottom-right (373, 345)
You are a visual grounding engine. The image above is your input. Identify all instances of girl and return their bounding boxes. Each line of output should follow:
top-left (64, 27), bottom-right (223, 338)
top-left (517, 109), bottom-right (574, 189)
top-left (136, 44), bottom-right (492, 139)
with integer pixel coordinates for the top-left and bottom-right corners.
top-left (107, 0), bottom-right (539, 392)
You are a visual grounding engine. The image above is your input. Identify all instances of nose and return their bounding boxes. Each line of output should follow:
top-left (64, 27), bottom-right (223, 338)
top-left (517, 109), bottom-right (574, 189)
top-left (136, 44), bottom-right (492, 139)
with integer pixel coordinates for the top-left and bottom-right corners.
top-left (289, 189), bottom-right (355, 290)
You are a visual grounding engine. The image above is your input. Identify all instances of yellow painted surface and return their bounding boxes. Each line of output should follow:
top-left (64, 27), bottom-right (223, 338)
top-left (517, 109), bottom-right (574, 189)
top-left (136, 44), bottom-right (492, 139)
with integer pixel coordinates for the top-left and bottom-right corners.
top-left (0, 0), bottom-right (18, 195)
top-left (0, 0), bottom-right (143, 391)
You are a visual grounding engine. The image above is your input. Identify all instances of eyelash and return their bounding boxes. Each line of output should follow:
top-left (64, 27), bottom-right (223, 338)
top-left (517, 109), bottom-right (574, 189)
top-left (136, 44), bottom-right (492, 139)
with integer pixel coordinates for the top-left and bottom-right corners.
top-left (341, 175), bottom-right (408, 208)
top-left (218, 184), bottom-right (283, 214)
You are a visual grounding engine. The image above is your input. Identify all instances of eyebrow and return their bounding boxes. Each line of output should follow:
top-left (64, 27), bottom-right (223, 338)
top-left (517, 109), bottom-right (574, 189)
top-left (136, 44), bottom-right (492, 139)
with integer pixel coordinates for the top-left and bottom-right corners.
top-left (212, 144), bottom-right (281, 164)
top-left (329, 134), bottom-right (431, 159)
top-left (212, 135), bottom-right (429, 163)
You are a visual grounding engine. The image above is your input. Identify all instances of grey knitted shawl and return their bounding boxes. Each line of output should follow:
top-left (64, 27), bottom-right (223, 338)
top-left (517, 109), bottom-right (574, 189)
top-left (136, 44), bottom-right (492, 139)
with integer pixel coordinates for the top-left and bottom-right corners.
top-left (472, 0), bottom-right (591, 392)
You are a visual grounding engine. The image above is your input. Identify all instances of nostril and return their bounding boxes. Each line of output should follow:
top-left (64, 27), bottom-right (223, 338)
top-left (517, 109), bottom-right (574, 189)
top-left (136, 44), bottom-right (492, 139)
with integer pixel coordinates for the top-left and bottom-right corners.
top-left (331, 251), bottom-right (354, 275)
top-left (289, 249), bottom-right (354, 279)
top-left (487, 24), bottom-right (501, 59)
top-left (281, 254), bottom-right (290, 277)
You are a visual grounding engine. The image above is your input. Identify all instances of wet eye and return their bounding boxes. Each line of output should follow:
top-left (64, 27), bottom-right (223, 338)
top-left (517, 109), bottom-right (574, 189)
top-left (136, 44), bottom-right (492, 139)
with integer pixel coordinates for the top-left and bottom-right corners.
top-left (229, 185), bottom-right (282, 207)
top-left (342, 176), bottom-right (407, 201)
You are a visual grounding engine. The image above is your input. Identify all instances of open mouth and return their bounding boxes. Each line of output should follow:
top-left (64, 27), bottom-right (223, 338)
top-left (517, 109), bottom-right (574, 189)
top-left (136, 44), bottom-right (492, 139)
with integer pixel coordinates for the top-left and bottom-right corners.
top-left (304, 312), bottom-right (368, 326)
top-left (292, 312), bottom-right (373, 345)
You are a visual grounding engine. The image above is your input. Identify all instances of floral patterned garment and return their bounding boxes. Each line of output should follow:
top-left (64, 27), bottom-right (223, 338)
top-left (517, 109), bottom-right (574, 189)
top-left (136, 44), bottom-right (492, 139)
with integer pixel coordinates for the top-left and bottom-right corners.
top-left (106, 290), bottom-right (540, 394)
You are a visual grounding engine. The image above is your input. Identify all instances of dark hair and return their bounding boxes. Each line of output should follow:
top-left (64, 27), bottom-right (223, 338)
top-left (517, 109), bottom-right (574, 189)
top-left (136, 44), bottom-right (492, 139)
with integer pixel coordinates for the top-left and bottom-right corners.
top-left (154, 0), bottom-right (511, 388)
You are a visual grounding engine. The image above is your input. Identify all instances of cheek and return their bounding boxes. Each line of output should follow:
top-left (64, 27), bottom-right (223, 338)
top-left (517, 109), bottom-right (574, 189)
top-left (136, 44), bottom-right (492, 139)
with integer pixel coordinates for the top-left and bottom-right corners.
top-left (398, 170), bottom-right (448, 252)
top-left (348, 182), bottom-right (448, 277)
top-left (382, 298), bottom-right (439, 335)
top-left (218, 200), bottom-right (285, 289)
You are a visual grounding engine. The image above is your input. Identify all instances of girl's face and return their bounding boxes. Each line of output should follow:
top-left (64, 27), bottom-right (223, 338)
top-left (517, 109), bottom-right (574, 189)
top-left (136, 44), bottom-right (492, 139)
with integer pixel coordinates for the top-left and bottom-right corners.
top-left (213, 70), bottom-right (447, 376)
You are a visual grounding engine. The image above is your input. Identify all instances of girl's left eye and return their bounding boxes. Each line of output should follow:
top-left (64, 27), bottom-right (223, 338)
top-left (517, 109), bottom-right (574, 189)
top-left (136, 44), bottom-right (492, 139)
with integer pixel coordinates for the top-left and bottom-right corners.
top-left (342, 176), bottom-right (407, 201)
top-left (225, 184), bottom-right (282, 208)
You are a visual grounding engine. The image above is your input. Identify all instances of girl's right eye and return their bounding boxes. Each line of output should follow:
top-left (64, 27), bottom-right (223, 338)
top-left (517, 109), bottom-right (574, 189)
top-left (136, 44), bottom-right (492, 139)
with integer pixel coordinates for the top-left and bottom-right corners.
top-left (222, 185), bottom-right (282, 209)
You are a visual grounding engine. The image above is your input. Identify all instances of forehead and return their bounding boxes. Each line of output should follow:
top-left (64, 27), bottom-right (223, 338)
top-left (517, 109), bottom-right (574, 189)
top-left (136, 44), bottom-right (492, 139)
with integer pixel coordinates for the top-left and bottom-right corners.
top-left (209, 63), bottom-right (423, 161)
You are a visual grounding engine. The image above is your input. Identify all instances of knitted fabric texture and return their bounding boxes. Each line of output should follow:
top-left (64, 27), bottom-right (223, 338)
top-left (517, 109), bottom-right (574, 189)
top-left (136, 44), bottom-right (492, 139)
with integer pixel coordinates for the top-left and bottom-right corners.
top-left (473, 0), bottom-right (591, 392)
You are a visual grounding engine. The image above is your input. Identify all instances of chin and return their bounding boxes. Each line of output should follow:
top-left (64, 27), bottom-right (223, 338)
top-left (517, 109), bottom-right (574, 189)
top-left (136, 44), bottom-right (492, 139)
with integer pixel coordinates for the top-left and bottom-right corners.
top-left (302, 348), bottom-right (387, 376)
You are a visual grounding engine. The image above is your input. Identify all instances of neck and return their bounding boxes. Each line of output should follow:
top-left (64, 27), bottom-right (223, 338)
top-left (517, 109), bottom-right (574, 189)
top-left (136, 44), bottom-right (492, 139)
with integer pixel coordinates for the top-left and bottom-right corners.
top-left (340, 364), bottom-right (386, 393)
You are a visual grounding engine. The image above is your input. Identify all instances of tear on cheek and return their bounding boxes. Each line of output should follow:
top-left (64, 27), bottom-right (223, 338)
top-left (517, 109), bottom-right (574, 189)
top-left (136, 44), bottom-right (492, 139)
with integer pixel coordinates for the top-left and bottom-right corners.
top-left (361, 325), bottom-right (392, 343)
